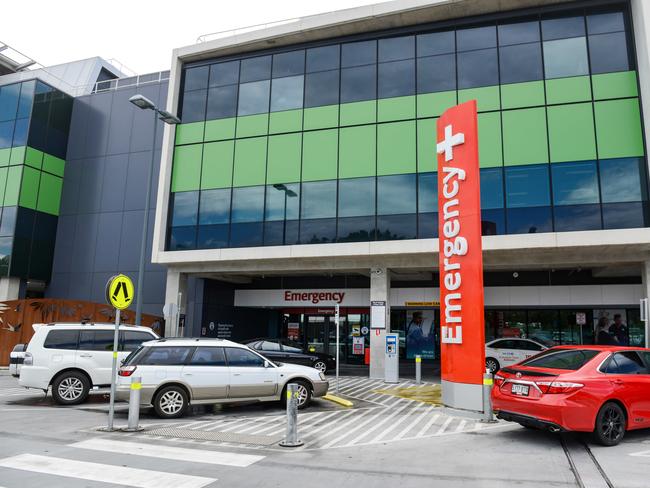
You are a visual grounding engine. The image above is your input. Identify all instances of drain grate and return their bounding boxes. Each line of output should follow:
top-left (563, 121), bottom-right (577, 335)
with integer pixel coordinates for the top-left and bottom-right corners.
top-left (143, 427), bottom-right (283, 446)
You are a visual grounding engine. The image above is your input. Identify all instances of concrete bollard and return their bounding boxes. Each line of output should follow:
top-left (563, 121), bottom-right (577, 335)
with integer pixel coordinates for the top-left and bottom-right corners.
top-left (279, 383), bottom-right (303, 447)
top-left (481, 369), bottom-right (497, 423)
top-left (123, 376), bottom-right (144, 432)
top-left (415, 355), bottom-right (422, 384)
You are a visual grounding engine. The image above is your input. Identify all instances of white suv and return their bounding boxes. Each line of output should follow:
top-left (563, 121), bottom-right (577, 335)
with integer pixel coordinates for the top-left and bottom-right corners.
top-left (116, 338), bottom-right (329, 418)
top-left (19, 323), bottom-right (159, 405)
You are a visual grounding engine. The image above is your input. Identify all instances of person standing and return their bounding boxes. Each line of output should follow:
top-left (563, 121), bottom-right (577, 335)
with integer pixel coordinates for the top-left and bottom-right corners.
top-left (609, 314), bottom-right (629, 346)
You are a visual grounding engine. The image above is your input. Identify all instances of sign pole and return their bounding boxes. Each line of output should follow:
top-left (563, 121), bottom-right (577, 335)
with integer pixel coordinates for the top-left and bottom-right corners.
top-left (335, 303), bottom-right (340, 395)
top-left (107, 308), bottom-right (121, 431)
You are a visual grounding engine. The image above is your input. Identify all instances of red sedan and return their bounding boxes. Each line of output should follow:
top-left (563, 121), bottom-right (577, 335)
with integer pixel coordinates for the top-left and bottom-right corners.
top-left (491, 345), bottom-right (650, 446)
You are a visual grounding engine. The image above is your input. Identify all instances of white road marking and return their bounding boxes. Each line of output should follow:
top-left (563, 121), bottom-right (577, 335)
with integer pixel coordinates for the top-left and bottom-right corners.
top-left (370, 402), bottom-right (427, 443)
top-left (319, 407), bottom-right (388, 448)
top-left (414, 412), bottom-right (442, 438)
top-left (434, 416), bottom-right (454, 435)
top-left (394, 407), bottom-right (438, 440)
top-left (339, 399), bottom-right (413, 447)
top-left (455, 420), bottom-right (467, 432)
top-left (72, 438), bottom-right (263, 467)
top-left (0, 454), bottom-right (215, 488)
top-left (630, 449), bottom-right (650, 457)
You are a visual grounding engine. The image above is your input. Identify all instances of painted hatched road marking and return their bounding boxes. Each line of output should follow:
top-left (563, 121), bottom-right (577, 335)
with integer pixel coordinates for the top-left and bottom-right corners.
top-left (0, 453), bottom-right (216, 488)
top-left (72, 438), bottom-right (264, 467)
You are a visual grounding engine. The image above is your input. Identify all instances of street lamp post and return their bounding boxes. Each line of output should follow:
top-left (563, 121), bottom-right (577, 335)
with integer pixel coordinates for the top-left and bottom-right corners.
top-left (129, 95), bottom-right (181, 327)
top-left (273, 184), bottom-right (297, 245)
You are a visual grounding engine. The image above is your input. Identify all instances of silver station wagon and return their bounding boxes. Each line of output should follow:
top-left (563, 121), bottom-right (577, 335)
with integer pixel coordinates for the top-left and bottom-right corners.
top-left (116, 338), bottom-right (329, 418)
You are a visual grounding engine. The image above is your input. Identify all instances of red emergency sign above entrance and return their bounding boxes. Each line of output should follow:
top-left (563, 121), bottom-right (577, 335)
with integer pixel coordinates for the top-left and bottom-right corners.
top-left (437, 100), bottom-right (486, 388)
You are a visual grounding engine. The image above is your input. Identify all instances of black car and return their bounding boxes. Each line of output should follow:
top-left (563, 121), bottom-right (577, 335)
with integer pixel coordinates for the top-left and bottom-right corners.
top-left (245, 338), bottom-right (336, 373)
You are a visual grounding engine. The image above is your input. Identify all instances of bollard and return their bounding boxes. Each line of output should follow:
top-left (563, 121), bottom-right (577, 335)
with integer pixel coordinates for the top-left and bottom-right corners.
top-left (481, 369), bottom-right (497, 423)
top-left (415, 355), bottom-right (422, 384)
top-left (279, 383), bottom-right (303, 447)
top-left (123, 376), bottom-right (144, 432)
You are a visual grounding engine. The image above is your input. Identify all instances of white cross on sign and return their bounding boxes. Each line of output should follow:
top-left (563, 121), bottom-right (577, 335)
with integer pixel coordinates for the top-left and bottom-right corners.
top-left (437, 124), bottom-right (465, 162)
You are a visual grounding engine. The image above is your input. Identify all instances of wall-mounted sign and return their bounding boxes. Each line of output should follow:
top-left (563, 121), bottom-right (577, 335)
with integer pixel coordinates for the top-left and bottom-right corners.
top-left (370, 301), bottom-right (386, 329)
top-left (405, 301), bottom-right (440, 307)
top-left (352, 336), bottom-right (365, 355)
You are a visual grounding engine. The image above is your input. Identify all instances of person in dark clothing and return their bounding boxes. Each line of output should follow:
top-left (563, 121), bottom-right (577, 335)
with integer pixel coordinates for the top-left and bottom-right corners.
top-left (609, 314), bottom-right (628, 346)
top-left (596, 317), bottom-right (618, 345)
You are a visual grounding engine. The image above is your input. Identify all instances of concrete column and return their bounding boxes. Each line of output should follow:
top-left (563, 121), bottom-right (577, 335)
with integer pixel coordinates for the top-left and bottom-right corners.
top-left (369, 267), bottom-right (389, 379)
top-left (642, 260), bottom-right (650, 348)
top-left (164, 269), bottom-right (187, 337)
top-left (632, 0), bottom-right (650, 178)
top-left (0, 277), bottom-right (20, 301)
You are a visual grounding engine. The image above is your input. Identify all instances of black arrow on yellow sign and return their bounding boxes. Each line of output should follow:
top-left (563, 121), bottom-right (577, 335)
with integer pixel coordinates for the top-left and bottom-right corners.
top-left (112, 281), bottom-right (132, 304)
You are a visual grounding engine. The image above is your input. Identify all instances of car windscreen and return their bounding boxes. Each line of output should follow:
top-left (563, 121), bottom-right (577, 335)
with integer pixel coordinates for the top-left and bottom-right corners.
top-left (520, 349), bottom-right (600, 370)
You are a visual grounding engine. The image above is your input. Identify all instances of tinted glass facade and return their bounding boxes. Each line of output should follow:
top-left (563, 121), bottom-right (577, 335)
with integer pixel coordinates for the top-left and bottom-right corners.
top-left (167, 3), bottom-right (648, 250)
top-left (0, 80), bottom-right (72, 279)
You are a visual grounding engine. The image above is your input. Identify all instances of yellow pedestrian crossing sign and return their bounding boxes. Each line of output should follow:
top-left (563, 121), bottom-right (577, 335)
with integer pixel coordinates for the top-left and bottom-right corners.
top-left (106, 274), bottom-right (135, 310)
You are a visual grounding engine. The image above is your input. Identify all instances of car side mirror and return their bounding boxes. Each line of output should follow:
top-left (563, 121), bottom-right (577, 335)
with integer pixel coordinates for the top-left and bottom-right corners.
top-left (264, 360), bottom-right (271, 368)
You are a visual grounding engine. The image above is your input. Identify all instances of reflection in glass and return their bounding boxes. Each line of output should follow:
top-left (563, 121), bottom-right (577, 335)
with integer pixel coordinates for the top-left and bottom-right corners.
top-left (305, 70), bottom-right (339, 108)
top-left (0, 236), bottom-right (11, 277)
top-left (231, 186), bottom-right (264, 222)
top-left (230, 222), bottom-right (263, 247)
top-left (17, 81), bottom-right (35, 119)
top-left (417, 212), bottom-right (438, 238)
top-left (272, 50), bottom-right (305, 78)
top-left (553, 204), bottom-right (601, 231)
top-left (505, 164), bottom-right (551, 208)
top-left (11, 118), bottom-right (28, 147)
top-left (237, 80), bottom-right (270, 116)
top-left (378, 59), bottom-right (415, 98)
top-left (199, 188), bottom-right (231, 225)
top-left (541, 16), bottom-right (585, 41)
top-left (602, 202), bottom-right (647, 229)
top-left (338, 177), bottom-right (375, 217)
top-left (206, 85), bottom-right (238, 119)
top-left (180, 89), bottom-right (207, 123)
top-left (0, 121), bottom-right (14, 149)
top-left (543, 37), bottom-right (589, 78)
top-left (552, 161), bottom-right (599, 205)
top-left (378, 174), bottom-right (416, 215)
top-left (264, 220), bottom-right (299, 246)
top-left (198, 225), bottom-right (229, 249)
top-left (498, 20), bottom-right (540, 46)
top-left (417, 55), bottom-right (455, 94)
top-left (341, 40), bottom-right (376, 67)
top-left (171, 191), bottom-right (199, 226)
top-left (417, 31), bottom-right (455, 57)
top-left (340, 65), bottom-right (376, 103)
top-left (266, 183), bottom-right (299, 221)
top-left (0, 207), bottom-right (16, 237)
top-left (270, 76), bottom-right (304, 112)
top-left (169, 226), bottom-right (197, 250)
top-left (480, 168), bottom-right (504, 209)
top-left (376, 214), bottom-right (416, 240)
top-left (588, 32), bottom-right (630, 74)
top-left (337, 216), bottom-right (375, 242)
top-left (457, 49), bottom-right (498, 89)
top-left (240, 56), bottom-right (272, 83)
top-left (307, 45), bottom-right (340, 73)
top-left (507, 206), bottom-right (552, 234)
top-left (481, 209), bottom-right (505, 235)
top-left (0, 83), bottom-right (20, 122)
top-left (184, 66), bottom-right (209, 91)
top-left (457, 25), bottom-right (497, 51)
top-left (599, 158), bottom-right (646, 203)
top-left (209, 60), bottom-right (240, 87)
top-left (499, 43), bottom-right (543, 84)
top-left (587, 12), bottom-right (625, 35)
top-left (300, 218), bottom-right (336, 243)
top-left (378, 36), bottom-right (415, 62)
top-left (301, 180), bottom-right (336, 219)
top-left (418, 172), bottom-right (438, 213)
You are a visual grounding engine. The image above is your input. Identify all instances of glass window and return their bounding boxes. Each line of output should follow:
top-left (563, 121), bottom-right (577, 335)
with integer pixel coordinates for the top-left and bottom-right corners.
top-left (337, 216), bottom-right (375, 242)
top-left (0, 207), bottom-right (16, 237)
top-left (209, 61), bottom-right (239, 87)
top-left (378, 59), bottom-right (415, 98)
top-left (607, 352), bottom-right (649, 374)
top-left (589, 32), bottom-right (630, 74)
top-left (457, 25), bottom-right (497, 51)
top-left (240, 56), bottom-right (272, 83)
top-left (306, 45), bottom-right (340, 72)
top-left (231, 186), bottom-right (264, 222)
top-left (527, 310), bottom-right (559, 346)
top-left (168, 226), bottom-right (196, 250)
top-left (600, 158), bottom-right (646, 203)
top-left (499, 43), bottom-right (543, 84)
top-left (139, 346), bottom-right (193, 365)
top-left (199, 189), bottom-right (231, 225)
top-left (482, 209), bottom-right (505, 236)
top-left (300, 218), bottom-right (336, 244)
top-left (304, 70), bottom-right (339, 108)
top-left (17, 81), bottom-right (34, 119)
top-left (418, 172), bottom-right (437, 213)
top-left (554, 204), bottom-right (602, 232)
top-left (270, 75), bottom-right (304, 112)
top-left (44, 330), bottom-right (79, 349)
top-left (0, 84), bottom-right (20, 122)
top-left (198, 224), bottom-right (229, 249)
top-left (377, 174), bottom-right (416, 215)
top-left (237, 80), bottom-right (270, 116)
top-left (180, 89), bottom-right (207, 123)
top-left (0, 120), bottom-right (14, 149)
top-left (587, 12), bottom-right (625, 35)
top-left (457, 49), bottom-right (498, 89)
top-left (541, 16), bottom-right (585, 40)
top-left (79, 330), bottom-right (114, 351)
top-left (266, 183), bottom-right (300, 221)
top-left (521, 348), bottom-right (598, 370)
top-left (505, 165), bottom-right (551, 208)
top-left (377, 214), bottom-right (416, 240)
top-left (12, 118), bottom-right (28, 147)
top-left (507, 207), bottom-right (552, 234)
top-left (339, 177), bottom-right (375, 217)
top-left (480, 168), bottom-right (504, 209)
top-left (171, 191), bottom-right (199, 226)
top-left (184, 66), bottom-right (209, 91)
top-left (602, 202), bottom-right (646, 230)
top-left (301, 180), bottom-right (336, 219)
top-left (121, 331), bottom-right (156, 352)
top-left (417, 55), bottom-right (455, 93)
top-left (341, 40), bottom-right (376, 67)
top-left (543, 37), bottom-right (589, 78)
top-left (206, 84), bottom-right (238, 119)
top-left (260, 341), bottom-right (281, 351)
top-left (272, 50), bottom-right (305, 78)
top-left (225, 347), bottom-right (265, 366)
top-left (340, 65), bottom-right (376, 103)
top-left (230, 221), bottom-right (263, 247)
top-left (417, 31), bottom-right (455, 57)
top-left (190, 347), bottom-right (227, 366)
top-left (552, 161), bottom-right (599, 205)
top-left (378, 36), bottom-right (415, 62)
top-left (498, 20), bottom-right (540, 45)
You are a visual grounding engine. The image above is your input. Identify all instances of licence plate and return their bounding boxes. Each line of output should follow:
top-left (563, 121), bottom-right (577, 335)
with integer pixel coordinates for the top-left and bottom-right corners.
top-left (511, 384), bottom-right (530, 396)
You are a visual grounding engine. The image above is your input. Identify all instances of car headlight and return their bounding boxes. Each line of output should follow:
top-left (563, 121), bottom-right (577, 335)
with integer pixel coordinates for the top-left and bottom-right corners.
top-left (319, 372), bottom-right (326, 381)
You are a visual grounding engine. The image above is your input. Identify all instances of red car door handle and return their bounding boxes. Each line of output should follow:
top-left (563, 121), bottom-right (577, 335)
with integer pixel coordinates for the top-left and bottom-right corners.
top-left (611, 379), bottom-right (624, 385)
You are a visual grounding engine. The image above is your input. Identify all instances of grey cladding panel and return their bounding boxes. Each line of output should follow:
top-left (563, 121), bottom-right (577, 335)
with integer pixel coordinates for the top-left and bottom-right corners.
top-left (100, 154), bottom-right (128, 212)
top-left (78, 158), bottom-right (105, 213)
top-left (118, 210), bottom-right (145, 271)
top-left (106, 87), bottom-right (137, 155)
top-left (59, 159), bottom-right (82, 216)
top-left (93, 212), bottom-right (123, 272)
top-left (66, 97), bottom-right (91, 160)
top-left (84, 92), bottom-right (113, 158)
top-left (124, 151), bottom-right (150, 211)
top-left (71, 213), bottom-right (99, 273)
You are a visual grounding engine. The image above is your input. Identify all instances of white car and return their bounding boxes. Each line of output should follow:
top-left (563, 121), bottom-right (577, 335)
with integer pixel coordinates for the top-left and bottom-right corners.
top-left (9, 343), bottom-right (27, 377)
top-left (485, 338), bottom-right (548, 373)
top-left (116, 338), bottom-right (329, 418)
top-left (19, 323), bottom-right (159, 405)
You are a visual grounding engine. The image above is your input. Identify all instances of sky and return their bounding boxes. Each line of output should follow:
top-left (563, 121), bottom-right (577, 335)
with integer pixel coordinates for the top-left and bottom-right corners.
top-left (2, 0), bottom-right (384, 75)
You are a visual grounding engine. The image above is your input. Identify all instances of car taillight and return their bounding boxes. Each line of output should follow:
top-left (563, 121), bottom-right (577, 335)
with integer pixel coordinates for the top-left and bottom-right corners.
top-left (494, 374), bottom-right (505, 387)
top-left (536, 381), bottom-right (584, 394)
top-left (23, 352), bottom-right (33, 366)
top-left (118, 365), bottom-right (137, 377)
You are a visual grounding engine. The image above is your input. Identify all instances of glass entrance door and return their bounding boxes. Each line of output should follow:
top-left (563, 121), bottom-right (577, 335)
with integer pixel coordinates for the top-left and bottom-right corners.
top-left (306, 315), bottom-right (327, 353)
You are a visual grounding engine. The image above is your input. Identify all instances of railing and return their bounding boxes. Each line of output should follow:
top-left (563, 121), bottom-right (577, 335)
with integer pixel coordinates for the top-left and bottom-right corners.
top-left (91, 70), bottom-right (171, 94)
top-left (196, 18), bottom-right (301, 44)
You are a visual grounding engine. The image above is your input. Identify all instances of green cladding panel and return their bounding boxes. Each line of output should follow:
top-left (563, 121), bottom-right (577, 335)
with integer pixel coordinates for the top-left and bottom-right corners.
top-left (377, 121), bottom-right (416, 175)
top-left (377, 96), bottom-right (416, 122)
top-left (0, 148), bottom-right (10, 166)
top-left (24, 147), bottom-right (44, 170)
top-left (546, 76), bottom-right (591, 104)
top-left (0, 167), bottom-right (7, 204)
top-left (501, 81), bottom-right (545, 110)
top-left (19, 166), bottom-right (40, 209)
top-left (233, 137), bottom-right (267, 187)
top-left (236, 114), bottom-right (269, 138)
top-left (171, 144), bottom-right (202, 192)
top-left (175, 122), bottom-right (204, 145)
top-left (339, 125), bottom-right (376, 178)
top-left (502, 107), bottom-right (548, 166)
top-left (204, 118), bottom-right (236, 142)
top-left (201, 140), bottom-right (234, 190)
top-left (458, 86), bottom-right (500, 112)
top-left (42, 153), bottom-right (65, 177)
top-left (417, 91), bottom-right (457, 118)
top-left (340, 100), bottom-right (376, 126)
top-left (303, 105), bottom-right (339, 130)
top-left (37, 173), bottom-right (63, 215)
top-left (592, 71), bottom-right (638, 100)
top-left (267, 133), bottom-right (302, 184)
top-left (595, 98), bottom-right (645, 159)
top-left (478, 112), bottom-right (503, 168)
top-left (4, 166), bottom-right (21, 206)
top-left (269, 110), bottom-right (303, 134)
top-left (9, 146), bottom-right (25, 165)
top-left (417, 118), bottom-right (438, 173)
top-left (547, 103), bottom-right (596, 162)
top-left (302, 129), bottom-right (338, 181)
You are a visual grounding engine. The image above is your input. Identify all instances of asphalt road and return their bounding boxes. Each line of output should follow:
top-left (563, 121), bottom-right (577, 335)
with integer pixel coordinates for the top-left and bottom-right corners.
top-left (0, 371), bottom-right (649, 487)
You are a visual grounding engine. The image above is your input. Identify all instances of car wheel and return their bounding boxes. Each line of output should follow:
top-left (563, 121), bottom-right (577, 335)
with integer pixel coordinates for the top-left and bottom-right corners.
top-left (283, 380), bottom-right (312, 410)
top-left (52, 371), bottom-right (90, 405)
top-left (154, 385), bottom-right (189, 419)
top-left (486, 357), bottom-right (500, 374)
top-left (593, 402), bottom-right (626, 446)
top-left (313, 361), bottom-right (327, 373)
